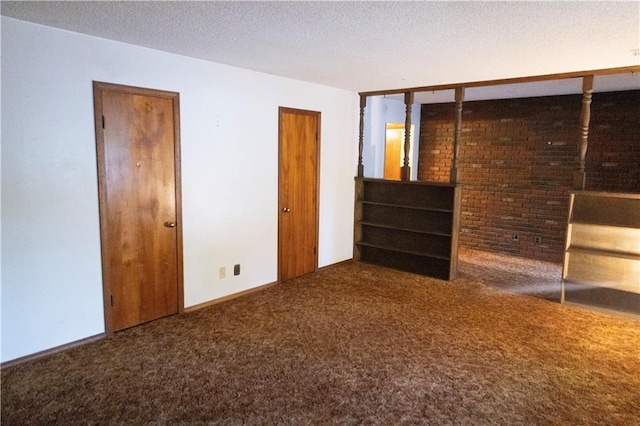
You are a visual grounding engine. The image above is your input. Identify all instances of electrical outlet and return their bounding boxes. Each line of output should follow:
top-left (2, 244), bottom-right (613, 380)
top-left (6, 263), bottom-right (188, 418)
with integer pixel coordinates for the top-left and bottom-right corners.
top-left (534, 236), bottom-right (543, 244)
top-left (513, 234), bottom-right (519, 241)
top-left (219, 267), bottom-right (226, 279)
top-left (234, 264), bottom-right (240, 276)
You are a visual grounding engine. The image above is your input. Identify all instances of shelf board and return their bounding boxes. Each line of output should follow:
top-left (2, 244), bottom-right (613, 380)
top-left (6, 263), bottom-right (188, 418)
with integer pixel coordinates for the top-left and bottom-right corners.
top-left (356, 241), bottom-right (451, 261)
top-left (566, 246), bottom-right (640, 261)
top-left (570, 192), bottom-right (640, 228)
top-left (359, 177), bottom-right (456, 188)
top-left (358, 221), bottom-right (451, 237)
top-left (563, 277), bottom-right (620, 287)
top-left (360, 200), bottom-right (453, 213)
top-left (562, 279), bottom-right (640, 314)
top-left (569, 220), bottom-right (640, 230)
top-left (563, 274), bottom-right (640, 294)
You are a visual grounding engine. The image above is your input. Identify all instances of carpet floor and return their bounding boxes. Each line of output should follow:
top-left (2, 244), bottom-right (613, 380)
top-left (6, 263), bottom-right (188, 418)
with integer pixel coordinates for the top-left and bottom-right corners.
top-left (2, 249), bottom-right (639, 425)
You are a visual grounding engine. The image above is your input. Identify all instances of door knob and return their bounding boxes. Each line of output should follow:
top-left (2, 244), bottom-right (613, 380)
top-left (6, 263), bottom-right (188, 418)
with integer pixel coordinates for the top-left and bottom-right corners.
top-left (282, 207), bottom-right (291, 213)
top-left (164, 221), bottom-right (176, 228)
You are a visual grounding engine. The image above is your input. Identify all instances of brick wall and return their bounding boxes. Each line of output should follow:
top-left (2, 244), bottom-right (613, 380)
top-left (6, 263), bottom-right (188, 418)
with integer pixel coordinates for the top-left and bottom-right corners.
top-left (418, 90), bottom-right (640, 263)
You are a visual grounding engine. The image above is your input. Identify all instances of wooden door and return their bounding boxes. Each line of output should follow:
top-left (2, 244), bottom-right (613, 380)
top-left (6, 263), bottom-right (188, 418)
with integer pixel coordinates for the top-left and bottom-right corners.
top-left (94, 82), bottom-right (183, 333)
top-left (278, 108), bottom-right (320, 282)
top-left (384, 126), bottom-right (403, 180)
top-left (384, 124), bottom-right (414, 180)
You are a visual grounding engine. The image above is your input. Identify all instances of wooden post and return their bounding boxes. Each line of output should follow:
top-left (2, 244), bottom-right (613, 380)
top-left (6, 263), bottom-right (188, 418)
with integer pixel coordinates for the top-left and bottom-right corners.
top-left (450, 87), bottom-right (465, 184)
top-left (353, 177), bottom-right (364, 260)
top-left (574, 75), bottom-right (594, 190)
top-left (401, 91), bottom-right (414, 181)
top-left (357, 95), bottom-right (366, 177)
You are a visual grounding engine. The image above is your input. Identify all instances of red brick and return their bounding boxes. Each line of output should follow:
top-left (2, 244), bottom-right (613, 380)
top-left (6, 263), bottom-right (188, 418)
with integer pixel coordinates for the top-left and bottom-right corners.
top-left (418, 90), bottom-right (640, 262)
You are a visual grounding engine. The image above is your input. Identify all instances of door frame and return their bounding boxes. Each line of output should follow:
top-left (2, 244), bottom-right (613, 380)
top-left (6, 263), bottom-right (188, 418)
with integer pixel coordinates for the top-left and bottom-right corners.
top-left (93, 81), bottom-right (184, 335)
top-left (277, 107), bottom-right (321, 282)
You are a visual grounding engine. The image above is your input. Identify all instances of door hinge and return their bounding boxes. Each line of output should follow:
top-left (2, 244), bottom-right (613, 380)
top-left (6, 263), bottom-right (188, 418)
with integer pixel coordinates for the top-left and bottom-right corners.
top-left (102, 115), bottom-right (105, 129)
top-left (315, 132), bottom-right (318, 141)
top-left (314, 246), bottom-right (317, 255)
top-left (110, 295), bottom-right (113, 307)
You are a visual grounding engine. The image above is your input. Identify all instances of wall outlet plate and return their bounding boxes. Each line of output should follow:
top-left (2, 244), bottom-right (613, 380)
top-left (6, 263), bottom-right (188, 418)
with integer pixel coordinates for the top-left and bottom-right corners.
top-left (219, 267), bottom-right (226, 279)
top-left (234, 264), bottom-right (240, 276)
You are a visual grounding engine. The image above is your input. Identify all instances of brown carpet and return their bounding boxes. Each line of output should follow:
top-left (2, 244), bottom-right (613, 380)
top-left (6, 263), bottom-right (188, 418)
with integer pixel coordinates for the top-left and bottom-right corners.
top-left (459, 248), bottom-right (563, 302)
top-left (2, 250), bottom-right (639, 425)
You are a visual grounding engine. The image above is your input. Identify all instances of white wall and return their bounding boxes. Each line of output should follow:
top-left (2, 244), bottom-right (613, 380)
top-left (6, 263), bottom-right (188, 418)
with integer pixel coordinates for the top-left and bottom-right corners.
top-left (363, 97), bottom-right (421, 180)
top-left (1, 17), bottom-right (359, 362)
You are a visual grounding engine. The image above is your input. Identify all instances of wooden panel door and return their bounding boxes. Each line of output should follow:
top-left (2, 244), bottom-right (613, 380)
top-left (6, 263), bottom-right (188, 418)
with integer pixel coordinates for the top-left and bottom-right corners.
top-left (384, 126), bottom-right (403, 180)
top-left (384, 124), bottom-right (415, 180)
top-left (94, 82), bottom-right (183, 333)
top-left (278, 108), bottom-right (320, 282)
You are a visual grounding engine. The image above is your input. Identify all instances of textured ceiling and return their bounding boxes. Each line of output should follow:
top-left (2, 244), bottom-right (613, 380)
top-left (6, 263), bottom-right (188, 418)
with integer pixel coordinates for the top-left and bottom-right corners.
top-left (2, 1), bottom-right (639, 100)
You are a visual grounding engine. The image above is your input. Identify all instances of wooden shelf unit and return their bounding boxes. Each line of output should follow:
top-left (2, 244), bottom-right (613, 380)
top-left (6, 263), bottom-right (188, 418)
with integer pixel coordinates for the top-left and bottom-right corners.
top-left (354, 178), bottom-right (461, 280)
top-left (562, 191), bottom-right (640, 315)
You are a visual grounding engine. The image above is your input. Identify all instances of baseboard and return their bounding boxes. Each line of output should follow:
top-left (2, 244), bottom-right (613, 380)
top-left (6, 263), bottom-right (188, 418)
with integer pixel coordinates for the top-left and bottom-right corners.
top-left (1, 333), bottom-right (106, 369)
top-left (318, 258), bottom-right (354, 271)
top-left (184, 280), bottom-right (279, 313)
top-left (183, 259), bottom-right (354, 314)
top-left (3, 262), bottom-right (355, 367)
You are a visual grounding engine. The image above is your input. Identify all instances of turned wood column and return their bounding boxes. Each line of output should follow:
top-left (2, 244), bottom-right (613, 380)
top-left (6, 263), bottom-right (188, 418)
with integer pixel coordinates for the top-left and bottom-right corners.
top-left (574, 75), bottom-right (594, 190)
top-left (401, 91), bottom-right (414, 181)
top-left (357, 95), bottom-right (366, 177)
top-left (450, 87), bottom-right (465, 184)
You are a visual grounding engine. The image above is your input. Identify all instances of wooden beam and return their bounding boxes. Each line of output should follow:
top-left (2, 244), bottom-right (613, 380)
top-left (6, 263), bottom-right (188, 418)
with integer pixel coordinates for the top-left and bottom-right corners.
top-left (450, 87), bottom-right (465, 184)
top-left (574, 75), bottom-right (594, 190)
top-left (401, 91), bottom-right (414, 181)
top-left (358, 66), bottom-right (639, 97)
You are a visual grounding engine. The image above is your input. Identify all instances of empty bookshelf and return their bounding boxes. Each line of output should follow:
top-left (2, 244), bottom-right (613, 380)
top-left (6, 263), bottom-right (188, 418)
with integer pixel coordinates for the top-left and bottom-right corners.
top-left (354, 178), bottom-right (461, 280)
top-left (562, 191), bottom-right (640, 315)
